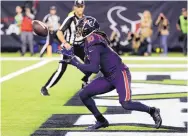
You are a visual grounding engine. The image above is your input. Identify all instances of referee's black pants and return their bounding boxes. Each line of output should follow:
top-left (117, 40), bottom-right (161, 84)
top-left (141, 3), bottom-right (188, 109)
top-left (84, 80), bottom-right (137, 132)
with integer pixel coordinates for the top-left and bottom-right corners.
top-left (44, 45), bottom-right (85, 89)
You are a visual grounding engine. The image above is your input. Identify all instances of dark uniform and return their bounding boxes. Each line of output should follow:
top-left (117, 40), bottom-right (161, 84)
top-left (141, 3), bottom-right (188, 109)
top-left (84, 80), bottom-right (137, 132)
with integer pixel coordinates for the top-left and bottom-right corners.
top-left (73, 33), bottom-right (133, 102)
top-left (70, 31), bottom-right (161, 129)
top-left (57, 15), bottom-right (162, 130)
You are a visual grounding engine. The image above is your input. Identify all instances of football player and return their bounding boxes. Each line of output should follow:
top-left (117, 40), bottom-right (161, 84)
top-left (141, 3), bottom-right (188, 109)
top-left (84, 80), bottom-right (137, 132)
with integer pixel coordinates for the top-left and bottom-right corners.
top-left (60, 16), bottom-right (162, 130)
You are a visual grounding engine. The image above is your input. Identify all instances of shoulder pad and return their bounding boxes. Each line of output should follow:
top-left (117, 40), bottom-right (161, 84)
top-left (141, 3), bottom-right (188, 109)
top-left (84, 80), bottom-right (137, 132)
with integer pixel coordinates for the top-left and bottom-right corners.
top-left (86, 33), bottom-right (107, 47)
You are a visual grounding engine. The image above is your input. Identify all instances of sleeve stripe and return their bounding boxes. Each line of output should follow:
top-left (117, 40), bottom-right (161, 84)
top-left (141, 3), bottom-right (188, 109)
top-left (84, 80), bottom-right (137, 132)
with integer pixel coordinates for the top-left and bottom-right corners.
top-left (43, 14), bottom-right (50, 23)
top-left (59, 14), bottom-right (74, 30)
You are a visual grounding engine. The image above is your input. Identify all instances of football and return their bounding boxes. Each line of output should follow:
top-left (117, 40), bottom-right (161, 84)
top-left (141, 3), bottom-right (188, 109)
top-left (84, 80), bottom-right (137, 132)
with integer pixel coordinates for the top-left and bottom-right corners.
top-left (32, 20), bottom-right (48, 37)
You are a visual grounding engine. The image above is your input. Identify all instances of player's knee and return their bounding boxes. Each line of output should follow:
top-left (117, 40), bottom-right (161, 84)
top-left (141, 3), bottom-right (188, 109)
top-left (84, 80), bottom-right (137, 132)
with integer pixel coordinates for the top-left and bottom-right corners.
top-left (120, 101), bottom-right (132, 110)
top-left (79, 89), bottom-right (89, 101)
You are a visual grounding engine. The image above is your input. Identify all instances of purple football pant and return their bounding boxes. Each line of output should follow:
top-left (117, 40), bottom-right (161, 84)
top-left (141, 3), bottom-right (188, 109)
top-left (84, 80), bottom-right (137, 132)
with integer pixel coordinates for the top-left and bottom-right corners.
top-left (79, 68), bottom-right (150, 119)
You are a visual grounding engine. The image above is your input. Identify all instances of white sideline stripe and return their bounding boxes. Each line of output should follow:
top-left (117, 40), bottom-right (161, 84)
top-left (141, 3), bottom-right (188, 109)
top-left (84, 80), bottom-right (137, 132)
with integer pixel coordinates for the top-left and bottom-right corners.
top-left (75, 99), bottom-right (187, 127)
top-left (131, 71), bottom-right (188, 80)
top-left (0, 60), bottom-right (52, 83)
top-left (127, 64), bottom-right (187, 68)
top-left (98, 83), bottom-right (187, 97)
top-left (65, 132), bottom-right (186, 136)
top-left (0, 57), bottom-right (187, 61)
top-left (0, 57), bottom-right (59, 61)
top-left (1, 57), bottom-right (186, 68)
top-left (121, 57), bottom-right (187, 61)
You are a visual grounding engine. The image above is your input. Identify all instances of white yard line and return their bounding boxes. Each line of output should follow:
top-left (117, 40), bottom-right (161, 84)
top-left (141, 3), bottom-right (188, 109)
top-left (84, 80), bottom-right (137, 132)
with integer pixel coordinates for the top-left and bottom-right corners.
top-left (0, 57), bottom-right (59, 61)
top-left (0, 60), bottom-right (53, 83)
top-left (65, 132), bottom-right (186, 136)
top-left (1, 57), bottom-right (186, 68)
top-left (121, 57), bottom-right (187, 61)
top-left (131, 71), bottom-right (188, 80)
top-left (0, 57), bottom-right (187, 61)
top-left (127, 64), bottom-right (187, 68)
top-left (99, 83), bottom-right (187, 97)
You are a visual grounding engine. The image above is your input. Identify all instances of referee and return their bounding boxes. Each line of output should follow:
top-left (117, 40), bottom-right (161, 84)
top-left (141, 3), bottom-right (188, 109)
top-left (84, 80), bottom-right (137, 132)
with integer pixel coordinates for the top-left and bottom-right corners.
top-left (41, 0), bottom-right (86, 95)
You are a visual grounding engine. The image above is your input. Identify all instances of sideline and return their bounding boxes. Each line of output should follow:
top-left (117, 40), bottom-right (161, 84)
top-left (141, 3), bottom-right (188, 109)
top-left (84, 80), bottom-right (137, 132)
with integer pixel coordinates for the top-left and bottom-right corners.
top-left (0, 60), bottom-right (53, 83)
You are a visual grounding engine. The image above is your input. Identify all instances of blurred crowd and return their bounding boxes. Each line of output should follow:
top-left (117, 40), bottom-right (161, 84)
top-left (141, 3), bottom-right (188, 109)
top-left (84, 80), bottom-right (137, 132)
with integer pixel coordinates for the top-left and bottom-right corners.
top-left (14, 3), bottom-right (187, 56)
top-left (110, 9), bottom-right (187, 56)
top-left (15, 2), bottom-right (36, 56)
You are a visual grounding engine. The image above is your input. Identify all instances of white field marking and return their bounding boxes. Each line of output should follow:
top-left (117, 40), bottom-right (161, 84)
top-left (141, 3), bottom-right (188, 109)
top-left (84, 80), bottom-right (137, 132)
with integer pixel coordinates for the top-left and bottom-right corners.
top-left (127, 64), bottom-right (187, 68)
top-left (75, 99), bottom-right (187, 128)
top-left (0, 57), bottom-right (60, 61)
top-left (98, 83), bottom-right (187, 97)
top-left (75, 83), bottom-right (187, 128)
top-left (65, 132), bottom-right (186, 136)
top-left (1, 57), bottom-right (187, 68)
top-left (131, 71), bottom-right (188, 80)
top-left (0, 57), bottom-right (187, 61)
top-left (121, 57), bottom-right (187, 61)
top-left (0, 60), bottom-right (53, 83)
top-left (1, 57), bottom-right (187, 79)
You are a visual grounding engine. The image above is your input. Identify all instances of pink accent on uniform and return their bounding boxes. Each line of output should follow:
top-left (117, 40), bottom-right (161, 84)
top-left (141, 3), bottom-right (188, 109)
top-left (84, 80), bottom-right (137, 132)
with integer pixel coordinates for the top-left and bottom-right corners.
top-left (122, 70), bottom-right (131, 101)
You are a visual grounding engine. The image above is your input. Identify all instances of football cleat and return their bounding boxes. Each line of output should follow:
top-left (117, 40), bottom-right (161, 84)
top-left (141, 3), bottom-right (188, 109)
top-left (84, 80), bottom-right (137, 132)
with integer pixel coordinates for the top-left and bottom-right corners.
top-left (86, 119), bottom-right (109, 130)
top-left (151, 108), bottom-right (162, 129)
top-left (41, 86), bottom-right (50, 96)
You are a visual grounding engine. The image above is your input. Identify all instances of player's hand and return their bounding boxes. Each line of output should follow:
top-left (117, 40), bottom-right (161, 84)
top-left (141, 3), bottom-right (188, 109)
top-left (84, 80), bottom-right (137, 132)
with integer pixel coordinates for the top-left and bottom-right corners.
top-left (63, 42), bottom-right (71, 50)
top-left (57, 47), bottom-right (75, 64)
top-left (59, 59), bottom-right (71, 63)
top-left (59, 55), bottom-right (77, 65)
top-left (57, 46), bottom-right (74, 57)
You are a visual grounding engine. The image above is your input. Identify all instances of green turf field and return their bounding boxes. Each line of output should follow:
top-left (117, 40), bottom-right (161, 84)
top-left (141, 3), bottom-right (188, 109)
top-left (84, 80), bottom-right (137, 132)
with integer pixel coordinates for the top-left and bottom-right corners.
top-left (1, 53), bottom-right (187, 136)
top-left (1, 61), bottom-right (39, 77)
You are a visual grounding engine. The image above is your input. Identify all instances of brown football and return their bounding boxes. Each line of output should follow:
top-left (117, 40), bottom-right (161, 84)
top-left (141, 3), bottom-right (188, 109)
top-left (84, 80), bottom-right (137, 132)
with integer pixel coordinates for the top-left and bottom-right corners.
top-left (32, 20), bottom-right (48, 37)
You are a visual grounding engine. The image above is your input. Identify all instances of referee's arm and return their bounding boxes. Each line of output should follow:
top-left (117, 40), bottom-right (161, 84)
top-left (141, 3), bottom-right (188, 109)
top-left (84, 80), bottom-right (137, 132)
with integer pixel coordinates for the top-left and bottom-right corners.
top-left (42, 14), bottom-right (51, 29)
top-left (42, 14), bottom-right (49, 23)
top-left (56, 14), bottom-right (73, 48)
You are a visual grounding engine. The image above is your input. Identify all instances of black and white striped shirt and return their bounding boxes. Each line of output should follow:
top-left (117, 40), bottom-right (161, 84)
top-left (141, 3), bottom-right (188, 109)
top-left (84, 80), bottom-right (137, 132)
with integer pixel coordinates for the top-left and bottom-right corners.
top-left (59, 13), bottom-right (84, 45)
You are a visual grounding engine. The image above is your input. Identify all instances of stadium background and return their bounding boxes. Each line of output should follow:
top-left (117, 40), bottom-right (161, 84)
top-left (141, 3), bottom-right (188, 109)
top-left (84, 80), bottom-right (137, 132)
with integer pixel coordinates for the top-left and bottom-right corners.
top-left (1, 1), bottom-right (187, 51)
top-left (0, 1), bottom-right (187, 136)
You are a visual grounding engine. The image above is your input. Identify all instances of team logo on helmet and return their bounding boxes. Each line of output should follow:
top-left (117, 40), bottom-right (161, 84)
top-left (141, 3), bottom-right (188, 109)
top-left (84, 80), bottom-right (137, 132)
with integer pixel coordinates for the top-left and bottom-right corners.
top-left (77, 16), bottom-right (99, 38)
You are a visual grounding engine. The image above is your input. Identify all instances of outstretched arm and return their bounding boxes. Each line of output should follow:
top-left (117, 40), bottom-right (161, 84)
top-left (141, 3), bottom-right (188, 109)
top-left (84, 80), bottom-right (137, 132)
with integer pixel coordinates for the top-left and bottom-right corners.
top-left (71, 46), bottom-right (101, 74)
